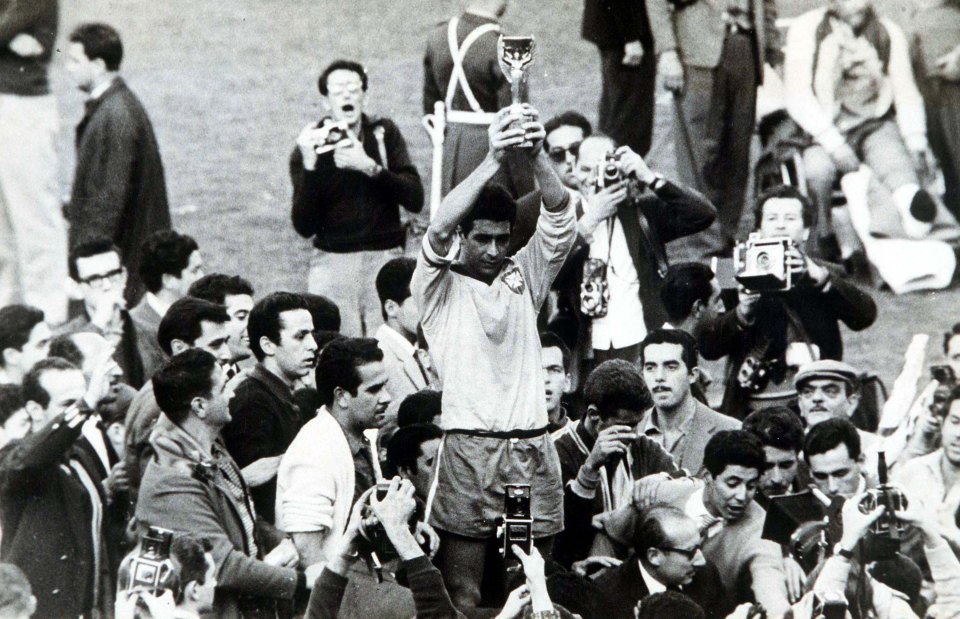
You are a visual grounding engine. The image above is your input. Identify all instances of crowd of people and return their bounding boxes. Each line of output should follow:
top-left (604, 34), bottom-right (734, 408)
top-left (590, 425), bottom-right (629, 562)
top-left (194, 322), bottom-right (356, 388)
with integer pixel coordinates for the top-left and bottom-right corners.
top-left (1, 0), bottom-right (960, 618)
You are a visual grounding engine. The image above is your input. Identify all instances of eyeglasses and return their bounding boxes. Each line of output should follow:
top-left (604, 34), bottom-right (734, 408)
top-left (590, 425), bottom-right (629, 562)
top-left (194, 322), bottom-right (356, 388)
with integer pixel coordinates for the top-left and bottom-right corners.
top-left (657, 545), bottom-right (702, 560)
top-left (547, 141), bottom-right (582, 163)
top-left (78, 267), bottom-right (124, 288)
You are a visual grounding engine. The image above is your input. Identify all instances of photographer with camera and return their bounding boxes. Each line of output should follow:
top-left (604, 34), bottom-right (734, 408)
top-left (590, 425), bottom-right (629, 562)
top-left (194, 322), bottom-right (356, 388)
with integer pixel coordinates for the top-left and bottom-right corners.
top-left (574, 136), bottom-right (716, 364)
top-left (700, 185), bottom-right (877, 418)
top-left (799, 485), bottom-right (960, 619)
top-left (307, 478), bottom-right (558, 619)
top-left (291, 59), bottom-right (424, 338)
top-left (135, 350), bottom-right (322, 619)
top-left (554, 359), bottom-right (677, 568)
top-left (895, 386), bottom-right (960, 556)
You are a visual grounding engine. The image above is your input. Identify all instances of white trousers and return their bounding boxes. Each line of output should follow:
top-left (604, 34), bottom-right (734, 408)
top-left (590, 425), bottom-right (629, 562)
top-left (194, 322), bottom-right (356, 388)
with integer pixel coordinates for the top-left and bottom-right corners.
top-left (0, 94), bottom-right (67, 323)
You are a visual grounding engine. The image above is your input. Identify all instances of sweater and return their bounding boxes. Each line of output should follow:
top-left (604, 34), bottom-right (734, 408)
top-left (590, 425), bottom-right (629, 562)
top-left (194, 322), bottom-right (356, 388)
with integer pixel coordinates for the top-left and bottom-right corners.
top-left (275, 407), bottom-right (355, 564)
top-left (784, 7), bottom-right (928, 153)
top-left (290, 114), bottom-right (424, 253)
top-left (0, 0), bottom-right (57, 96)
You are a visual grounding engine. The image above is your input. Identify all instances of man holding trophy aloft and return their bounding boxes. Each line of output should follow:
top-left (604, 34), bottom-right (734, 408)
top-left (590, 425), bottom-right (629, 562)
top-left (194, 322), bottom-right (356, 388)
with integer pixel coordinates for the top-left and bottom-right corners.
top-left (413, 34), bottom-right (577, 609)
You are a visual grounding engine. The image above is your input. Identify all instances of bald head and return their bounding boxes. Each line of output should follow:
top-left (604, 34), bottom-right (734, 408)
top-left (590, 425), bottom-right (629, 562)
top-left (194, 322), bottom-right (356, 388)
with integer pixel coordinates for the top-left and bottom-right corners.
top-left (576, 135), bottom-right (616, 189)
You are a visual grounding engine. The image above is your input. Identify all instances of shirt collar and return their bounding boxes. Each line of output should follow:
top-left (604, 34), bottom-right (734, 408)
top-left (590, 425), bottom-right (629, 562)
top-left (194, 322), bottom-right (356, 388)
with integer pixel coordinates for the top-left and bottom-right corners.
top-left (377, 324), bottom-right (416, 357)
top-left (88, 75), bottom-right (117, 101)
top-left (250, 363), bottom-right (295, 407)
top-left (684, 486), bottom-right (725, 538)
top-left (641, 406), bottom-right (696, 437)
top-left (637, 560), bottom-right (668, 595)
top-left (145, 292), bottom-right (171, 319)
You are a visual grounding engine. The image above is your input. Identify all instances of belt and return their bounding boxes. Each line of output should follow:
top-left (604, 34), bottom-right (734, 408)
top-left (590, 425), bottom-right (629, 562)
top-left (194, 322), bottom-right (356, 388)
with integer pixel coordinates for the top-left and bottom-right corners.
top-left (446, 426), bottom-right (548, 440)
top-left (446, 109), bottom-right (496, 125)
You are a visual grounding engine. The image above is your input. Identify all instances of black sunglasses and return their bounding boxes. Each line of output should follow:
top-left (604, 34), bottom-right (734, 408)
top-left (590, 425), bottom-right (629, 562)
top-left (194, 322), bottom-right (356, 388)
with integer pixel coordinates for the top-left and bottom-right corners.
top-left (657, 545), bottom-right (702, 560)
top-left (547, 141), bottom-right (582, 163)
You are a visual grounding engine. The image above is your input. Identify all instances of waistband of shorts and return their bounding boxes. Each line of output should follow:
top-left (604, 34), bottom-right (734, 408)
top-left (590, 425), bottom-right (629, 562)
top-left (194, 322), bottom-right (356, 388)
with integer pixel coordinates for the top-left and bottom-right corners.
top-left (445, 426), bottom-right (549, 440)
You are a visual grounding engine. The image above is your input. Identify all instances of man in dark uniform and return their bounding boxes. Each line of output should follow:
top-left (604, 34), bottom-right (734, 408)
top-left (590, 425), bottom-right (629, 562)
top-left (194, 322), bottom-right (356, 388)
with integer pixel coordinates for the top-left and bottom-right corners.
top-left (581, 0), bottom-right (657, 157)
top-left (423, 0), bottom-right (532, 198)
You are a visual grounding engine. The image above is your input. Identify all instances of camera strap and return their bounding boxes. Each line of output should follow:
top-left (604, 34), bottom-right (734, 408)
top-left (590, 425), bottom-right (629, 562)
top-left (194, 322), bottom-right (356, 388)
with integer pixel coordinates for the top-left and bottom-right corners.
top-left (779, 299), bottom-right (818, 363)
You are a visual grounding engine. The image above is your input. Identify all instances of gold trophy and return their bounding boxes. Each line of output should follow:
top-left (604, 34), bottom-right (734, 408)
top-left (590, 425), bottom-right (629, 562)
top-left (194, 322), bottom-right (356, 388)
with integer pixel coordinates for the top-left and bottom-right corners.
top-left (497, 35), bottom-right (536, 148)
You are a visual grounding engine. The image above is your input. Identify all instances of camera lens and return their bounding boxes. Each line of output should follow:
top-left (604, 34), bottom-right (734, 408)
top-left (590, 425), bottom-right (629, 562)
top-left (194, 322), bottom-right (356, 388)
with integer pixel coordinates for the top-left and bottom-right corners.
top-left (756, 252), bottom-right (771, 270)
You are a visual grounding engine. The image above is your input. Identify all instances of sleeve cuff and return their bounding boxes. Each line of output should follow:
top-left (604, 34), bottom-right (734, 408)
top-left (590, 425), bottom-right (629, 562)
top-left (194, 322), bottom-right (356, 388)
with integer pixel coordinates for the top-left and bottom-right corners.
top-left (421, 233), bottom-right (458, 267)
top-left (401, 554), bottom-right (435, 577)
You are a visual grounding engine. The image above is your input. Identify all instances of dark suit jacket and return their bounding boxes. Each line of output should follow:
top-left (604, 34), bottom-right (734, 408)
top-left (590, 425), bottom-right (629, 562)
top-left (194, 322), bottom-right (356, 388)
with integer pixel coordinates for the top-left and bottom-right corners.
top-left (129, 296), bottom-right (165, 383)
top-left (514, 180), bottom-right (716, 332)
top-left (699, 264), bottom-right (877, 417)
top-left (0, 413), bottom-right (100, 618)
top-left (223, 364), bottom-right (303, 524)
top-left (582, 0), bottom-right (654, 51)
top-left (594, 557), bottom-right (727, 619)
top-left (68, 78), bottom-right (171, 302)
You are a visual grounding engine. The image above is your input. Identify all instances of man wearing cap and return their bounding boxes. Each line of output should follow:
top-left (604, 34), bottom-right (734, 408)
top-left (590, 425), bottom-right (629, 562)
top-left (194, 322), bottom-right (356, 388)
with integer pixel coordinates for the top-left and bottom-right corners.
top-left (795, 360), bottom-right (879, 454)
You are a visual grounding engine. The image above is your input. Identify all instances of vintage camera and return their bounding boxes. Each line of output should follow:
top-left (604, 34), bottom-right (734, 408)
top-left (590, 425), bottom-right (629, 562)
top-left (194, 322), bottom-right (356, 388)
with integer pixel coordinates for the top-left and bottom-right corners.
top-left (736, 354), bottom-right (775, 393)
top-left (357, 482), bottom-right (421, 583)
top-left (813, 591), bottom-right (848, 619)
top-left (497, 484), bottom-right (533, 562)
top-left (313, 118), bottom-right (351, 155)
top-left (125, 527), bottom-right (177, 596)
top-left (595, 151), bottom-right (622, 189)
top-left (931, 364), bottom-right (956, 387)
top-left (734, 233), bottom-right (795, 293)
top-left (858, 452), bottom-right (908, 540)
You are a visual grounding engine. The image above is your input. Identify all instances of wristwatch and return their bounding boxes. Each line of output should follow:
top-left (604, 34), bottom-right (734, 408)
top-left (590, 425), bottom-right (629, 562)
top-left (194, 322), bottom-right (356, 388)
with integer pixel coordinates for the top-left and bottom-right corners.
top-left (832, 542), bottom-right (855, 561)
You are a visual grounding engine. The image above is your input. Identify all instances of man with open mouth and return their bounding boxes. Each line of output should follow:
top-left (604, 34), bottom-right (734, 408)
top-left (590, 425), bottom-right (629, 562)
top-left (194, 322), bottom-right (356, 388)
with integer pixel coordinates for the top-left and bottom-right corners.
top-left (291, 59), bottom-right (425, 338)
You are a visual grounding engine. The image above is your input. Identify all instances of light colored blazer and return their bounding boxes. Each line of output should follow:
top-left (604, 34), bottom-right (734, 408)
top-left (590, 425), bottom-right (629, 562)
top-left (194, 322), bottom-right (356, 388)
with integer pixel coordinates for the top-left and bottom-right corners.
top-left (640, 400), bottom-right (741, 477)
top-left (129, 296), bottom-right (165, 381)
top-left (647, 0), bottom-right (782, 78)
top-left (376, 324), bottom-right (430, 420)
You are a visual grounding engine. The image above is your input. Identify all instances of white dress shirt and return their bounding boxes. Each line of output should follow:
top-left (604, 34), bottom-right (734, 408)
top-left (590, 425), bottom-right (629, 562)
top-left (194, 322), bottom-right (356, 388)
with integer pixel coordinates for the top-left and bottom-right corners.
top-left (583, 206), bottom-right (646, 351)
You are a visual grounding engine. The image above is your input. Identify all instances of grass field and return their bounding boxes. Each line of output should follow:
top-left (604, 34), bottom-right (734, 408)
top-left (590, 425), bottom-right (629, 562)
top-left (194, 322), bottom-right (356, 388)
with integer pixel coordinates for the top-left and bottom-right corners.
top-left (53, 0), bottom-right (958, 387)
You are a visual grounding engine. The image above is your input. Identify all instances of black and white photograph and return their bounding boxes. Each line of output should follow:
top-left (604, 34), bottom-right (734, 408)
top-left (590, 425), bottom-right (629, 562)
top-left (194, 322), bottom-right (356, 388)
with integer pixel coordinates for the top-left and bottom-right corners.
top-left (0, 0), bottom-right (959, 617)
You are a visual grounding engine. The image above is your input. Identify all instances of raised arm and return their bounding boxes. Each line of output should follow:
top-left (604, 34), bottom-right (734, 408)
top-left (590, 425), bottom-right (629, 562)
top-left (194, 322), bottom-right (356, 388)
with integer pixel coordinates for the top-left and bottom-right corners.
top-left (426, 107), bottom-right (528, 256)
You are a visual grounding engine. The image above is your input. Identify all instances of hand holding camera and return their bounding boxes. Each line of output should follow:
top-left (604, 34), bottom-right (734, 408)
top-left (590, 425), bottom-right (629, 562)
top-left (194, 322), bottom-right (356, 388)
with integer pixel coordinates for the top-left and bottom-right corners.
top-left (584, 425), bottom-right (636, 473)
top-left (838, 491), bottom-right (886, 552)
top-left (892, 486), bottom-right (940, 548)
top-left (614, 146), bottom-right (656, 185)
top-left (333, 137), bottom-right (378, 175)
top-left (584, 181), bottom-right (628, 222)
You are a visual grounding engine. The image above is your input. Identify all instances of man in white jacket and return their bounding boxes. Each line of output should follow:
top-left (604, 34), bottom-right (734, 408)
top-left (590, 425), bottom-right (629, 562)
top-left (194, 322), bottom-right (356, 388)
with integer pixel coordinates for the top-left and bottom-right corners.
top-left (275, 337), bottom-right (390, 565)
top-left (784, 0), bottom-right (941, 242)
